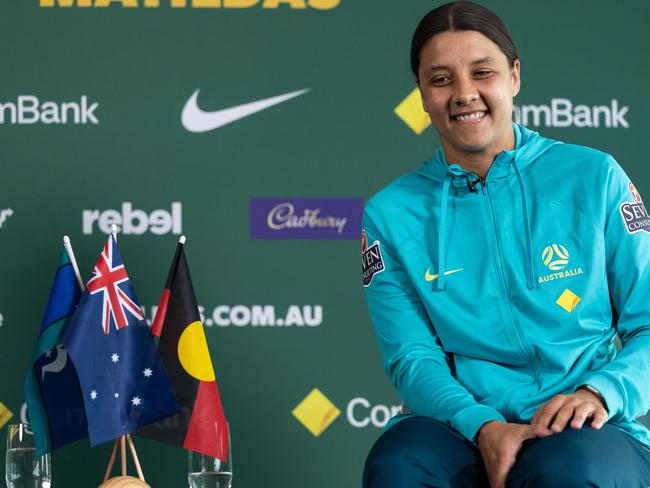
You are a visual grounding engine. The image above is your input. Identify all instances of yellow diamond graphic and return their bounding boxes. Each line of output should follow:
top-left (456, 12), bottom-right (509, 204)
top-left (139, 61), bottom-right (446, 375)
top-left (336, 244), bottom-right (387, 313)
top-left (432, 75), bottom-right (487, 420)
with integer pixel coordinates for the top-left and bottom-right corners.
top-left (0, 402), bottom-right (13, 429)
top-left (292, 388), bottom-right (340, 437)
top-left (394, 88), bottom-right (431, 135)
top-left (556, 289), bottom-right (581, 312)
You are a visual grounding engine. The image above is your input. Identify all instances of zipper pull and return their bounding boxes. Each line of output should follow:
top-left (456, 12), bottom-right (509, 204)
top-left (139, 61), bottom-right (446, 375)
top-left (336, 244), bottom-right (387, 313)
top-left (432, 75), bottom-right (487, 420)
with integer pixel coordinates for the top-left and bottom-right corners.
top-left (479, 176), bottom-right (487, 193)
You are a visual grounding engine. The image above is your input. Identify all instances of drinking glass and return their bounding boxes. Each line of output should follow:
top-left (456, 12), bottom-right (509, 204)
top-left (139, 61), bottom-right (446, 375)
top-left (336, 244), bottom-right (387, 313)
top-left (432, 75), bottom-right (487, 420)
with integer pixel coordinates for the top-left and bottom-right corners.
top-left (188, 424), bottom-right (232, 488)
top-left (5, 423), bottom-right (51, 488)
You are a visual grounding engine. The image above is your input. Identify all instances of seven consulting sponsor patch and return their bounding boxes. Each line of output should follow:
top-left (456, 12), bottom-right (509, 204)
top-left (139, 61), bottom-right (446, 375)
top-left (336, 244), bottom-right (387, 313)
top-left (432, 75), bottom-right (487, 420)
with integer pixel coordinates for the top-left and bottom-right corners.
top-left (620, 182), bottom-right (650, 234)
top-left (362, 230), bottom-right (385, 287)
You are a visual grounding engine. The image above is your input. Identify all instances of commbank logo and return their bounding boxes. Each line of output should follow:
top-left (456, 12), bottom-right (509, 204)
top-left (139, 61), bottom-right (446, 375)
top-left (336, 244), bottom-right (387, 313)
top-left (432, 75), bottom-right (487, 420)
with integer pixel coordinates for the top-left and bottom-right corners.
top-left (182, 88), bottom-right (308, 133)
top-left (0, 208), bottom-right (13, 229)
top-left (0, 402), bottom-right (13, 429)
top-left (40, 0), bottom-right (341, 9)
top-left (292, 388), bottom-right (340, 437)
top-left (394, 89), bottom-right (630, 134)
top-left (82, 202), bottom-right (182, 235)
top-left (0, 96), bottom-right (99, 125)
top-left (291, 390), bottom-right (401, 437)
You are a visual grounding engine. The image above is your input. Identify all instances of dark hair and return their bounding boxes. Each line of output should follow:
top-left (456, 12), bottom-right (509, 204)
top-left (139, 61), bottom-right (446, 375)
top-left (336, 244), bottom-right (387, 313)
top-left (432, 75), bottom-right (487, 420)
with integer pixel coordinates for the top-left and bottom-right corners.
top-left (411, 1), bottom-right (518, 80)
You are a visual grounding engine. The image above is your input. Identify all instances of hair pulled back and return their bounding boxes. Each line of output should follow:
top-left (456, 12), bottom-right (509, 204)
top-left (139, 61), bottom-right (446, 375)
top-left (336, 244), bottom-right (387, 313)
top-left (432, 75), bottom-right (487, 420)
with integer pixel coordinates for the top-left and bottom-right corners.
top-left (411, 1), bottom-right (518, 80)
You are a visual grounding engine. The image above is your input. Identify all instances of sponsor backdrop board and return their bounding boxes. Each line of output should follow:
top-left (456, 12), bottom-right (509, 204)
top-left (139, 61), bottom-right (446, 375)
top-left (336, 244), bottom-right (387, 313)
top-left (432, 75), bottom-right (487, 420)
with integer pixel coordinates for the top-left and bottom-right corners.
top-left (1, 1), bottom-right (649, 486)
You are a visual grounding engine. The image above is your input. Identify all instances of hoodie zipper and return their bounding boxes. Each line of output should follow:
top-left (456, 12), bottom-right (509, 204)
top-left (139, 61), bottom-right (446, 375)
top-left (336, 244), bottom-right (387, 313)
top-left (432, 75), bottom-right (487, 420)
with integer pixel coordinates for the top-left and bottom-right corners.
top-left (477, 178), bottom-right (537, 373)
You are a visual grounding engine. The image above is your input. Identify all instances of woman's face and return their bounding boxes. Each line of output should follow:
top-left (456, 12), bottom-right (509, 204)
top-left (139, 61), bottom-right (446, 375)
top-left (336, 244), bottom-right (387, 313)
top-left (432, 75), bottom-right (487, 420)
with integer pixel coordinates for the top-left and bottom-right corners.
top-left (417, 30), bottom-right (520, 163)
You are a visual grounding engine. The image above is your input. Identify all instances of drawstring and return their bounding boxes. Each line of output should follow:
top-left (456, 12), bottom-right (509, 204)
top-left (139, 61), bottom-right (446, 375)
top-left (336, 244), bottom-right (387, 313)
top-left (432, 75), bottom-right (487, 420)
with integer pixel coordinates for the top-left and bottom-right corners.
top-left (437, 173), bottom-right (452, 290)
top-left (512, 160), bottom-right (537, 289)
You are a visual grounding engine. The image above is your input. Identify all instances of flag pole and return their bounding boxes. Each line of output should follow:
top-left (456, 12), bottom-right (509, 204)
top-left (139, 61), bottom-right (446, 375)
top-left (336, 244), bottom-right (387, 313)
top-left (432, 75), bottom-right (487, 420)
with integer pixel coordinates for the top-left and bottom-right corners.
top-left (63, 236), bottom-right (84, 293)
top-left (110, 224), bottom-right (118, 242)
top-left (179, 235), bottom-right (186, 245)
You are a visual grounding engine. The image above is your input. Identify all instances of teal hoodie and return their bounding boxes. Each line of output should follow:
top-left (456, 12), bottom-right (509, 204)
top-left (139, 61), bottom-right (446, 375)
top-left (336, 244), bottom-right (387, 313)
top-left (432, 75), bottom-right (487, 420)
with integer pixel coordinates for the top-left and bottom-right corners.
top-left (362, 123), bottom-right (650, 446)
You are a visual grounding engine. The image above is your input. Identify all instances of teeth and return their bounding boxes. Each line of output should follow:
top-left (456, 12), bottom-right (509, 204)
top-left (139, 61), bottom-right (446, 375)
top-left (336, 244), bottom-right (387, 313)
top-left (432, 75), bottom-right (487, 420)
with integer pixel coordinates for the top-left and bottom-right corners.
top-left (456, 112), bottom-right (485, 121)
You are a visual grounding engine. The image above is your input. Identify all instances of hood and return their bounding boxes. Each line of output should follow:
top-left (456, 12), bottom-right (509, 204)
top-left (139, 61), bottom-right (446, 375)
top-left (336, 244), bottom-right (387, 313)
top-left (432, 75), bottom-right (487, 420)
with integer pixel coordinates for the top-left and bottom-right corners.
top-left (417, 124), bottom-right (561, 292)
top-left (417, 123), bottom-right (560, 186)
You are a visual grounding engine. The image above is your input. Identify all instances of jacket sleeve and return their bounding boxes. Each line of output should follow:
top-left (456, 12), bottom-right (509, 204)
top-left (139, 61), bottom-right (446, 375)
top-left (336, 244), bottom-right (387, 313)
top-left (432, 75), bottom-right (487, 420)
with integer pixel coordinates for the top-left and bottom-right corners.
top-left (362, 215), bottom-right (505, 442)
top-left (578, 157), bottom-right (650, 421)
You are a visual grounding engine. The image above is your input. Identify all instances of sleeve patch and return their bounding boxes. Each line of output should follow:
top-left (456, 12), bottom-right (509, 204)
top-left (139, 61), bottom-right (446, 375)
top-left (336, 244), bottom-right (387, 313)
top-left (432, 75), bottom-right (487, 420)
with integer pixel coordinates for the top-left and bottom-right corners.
top-left (620, 182), bottom-right (650, 234)
top-left (362, 230), bottom-right (385, 287)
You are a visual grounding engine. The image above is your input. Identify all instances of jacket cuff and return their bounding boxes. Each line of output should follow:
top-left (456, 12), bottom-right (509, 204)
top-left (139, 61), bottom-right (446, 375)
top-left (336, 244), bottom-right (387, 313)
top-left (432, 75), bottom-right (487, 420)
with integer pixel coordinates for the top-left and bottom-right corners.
top-left (450, 404), bottom-right (506, 443)
top-left (578, 372), bottom-right (625, 419)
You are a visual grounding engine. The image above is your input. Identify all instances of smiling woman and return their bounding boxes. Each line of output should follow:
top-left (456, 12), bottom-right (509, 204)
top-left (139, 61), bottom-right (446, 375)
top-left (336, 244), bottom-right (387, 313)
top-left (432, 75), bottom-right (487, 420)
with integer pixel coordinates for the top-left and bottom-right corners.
top-left (360, 1), bottom-right (650, 487)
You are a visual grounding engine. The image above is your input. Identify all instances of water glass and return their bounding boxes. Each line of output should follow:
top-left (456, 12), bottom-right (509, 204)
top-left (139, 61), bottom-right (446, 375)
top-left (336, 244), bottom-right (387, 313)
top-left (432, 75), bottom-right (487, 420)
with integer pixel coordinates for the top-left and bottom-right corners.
top-left (5, 423), bottom-right (51, 488)
top-left (188, 424), bottom-right (232, 488)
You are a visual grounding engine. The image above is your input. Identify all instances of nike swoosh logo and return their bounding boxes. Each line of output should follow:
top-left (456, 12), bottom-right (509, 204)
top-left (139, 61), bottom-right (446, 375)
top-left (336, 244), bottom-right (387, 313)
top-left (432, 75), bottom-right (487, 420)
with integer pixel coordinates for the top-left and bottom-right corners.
top-left (424, 268), bottom-right (464, 282)
top-left (181, 88), bottom-right (309, 133)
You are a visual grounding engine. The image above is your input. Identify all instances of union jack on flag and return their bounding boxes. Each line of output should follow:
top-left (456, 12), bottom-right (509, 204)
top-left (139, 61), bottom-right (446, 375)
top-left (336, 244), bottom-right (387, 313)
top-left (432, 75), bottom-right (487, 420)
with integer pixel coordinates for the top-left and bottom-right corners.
top-left (86, 237), bottom-right (144, 335)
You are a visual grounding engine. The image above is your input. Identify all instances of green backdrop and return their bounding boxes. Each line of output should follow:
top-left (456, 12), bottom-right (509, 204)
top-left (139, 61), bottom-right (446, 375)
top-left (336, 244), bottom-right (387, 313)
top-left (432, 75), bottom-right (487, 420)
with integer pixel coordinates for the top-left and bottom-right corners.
top-left (1, 1), bottom-right (649, 486)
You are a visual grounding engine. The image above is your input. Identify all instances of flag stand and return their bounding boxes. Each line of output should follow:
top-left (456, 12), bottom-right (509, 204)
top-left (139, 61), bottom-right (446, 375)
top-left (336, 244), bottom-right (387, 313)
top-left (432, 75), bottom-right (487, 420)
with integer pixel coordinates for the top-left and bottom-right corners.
top-left (98, 435), bottom-right (150, 487)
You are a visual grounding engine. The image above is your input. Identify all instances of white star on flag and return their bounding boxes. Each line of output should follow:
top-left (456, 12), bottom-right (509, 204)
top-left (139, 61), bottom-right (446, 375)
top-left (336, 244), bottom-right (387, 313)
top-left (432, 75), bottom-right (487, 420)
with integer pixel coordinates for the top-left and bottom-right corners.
top-left (114, 393), bottom-right (119, 398)
top-left (90, 390), bottom-right (98, 400)
top-left (111, 353), bottom-right (120, 363)
top-left (131, 396), bottom-right (141, 406)
top-left (143, 368), bottom-right (153, 378)
top-left (45, 350), bottom-right (53, 358)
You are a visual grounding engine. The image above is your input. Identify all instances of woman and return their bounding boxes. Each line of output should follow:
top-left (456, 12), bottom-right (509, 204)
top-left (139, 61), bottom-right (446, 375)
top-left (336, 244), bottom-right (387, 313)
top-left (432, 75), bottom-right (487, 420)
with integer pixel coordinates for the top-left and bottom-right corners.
top-left (361, 2), bottom-right (650, 487)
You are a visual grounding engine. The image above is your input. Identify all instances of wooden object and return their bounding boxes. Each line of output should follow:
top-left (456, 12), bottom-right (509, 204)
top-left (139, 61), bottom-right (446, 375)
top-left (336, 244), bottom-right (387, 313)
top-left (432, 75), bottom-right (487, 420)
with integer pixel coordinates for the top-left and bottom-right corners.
top-left (98, 435), bottom-right (151, 488)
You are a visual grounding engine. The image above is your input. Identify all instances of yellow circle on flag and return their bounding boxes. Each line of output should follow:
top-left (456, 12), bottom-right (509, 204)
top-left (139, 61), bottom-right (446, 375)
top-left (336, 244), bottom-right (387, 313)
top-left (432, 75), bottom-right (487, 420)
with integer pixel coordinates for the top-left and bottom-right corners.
top-left (177, 321), bottom-right (215, 382)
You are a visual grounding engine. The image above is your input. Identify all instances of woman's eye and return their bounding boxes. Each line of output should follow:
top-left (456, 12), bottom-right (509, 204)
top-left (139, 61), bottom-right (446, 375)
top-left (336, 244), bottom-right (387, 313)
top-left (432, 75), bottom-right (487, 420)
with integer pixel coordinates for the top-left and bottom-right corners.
top-left (431, 77), bottom-right (450, 85)
top-left (475, 70), bottom-right (492, 78)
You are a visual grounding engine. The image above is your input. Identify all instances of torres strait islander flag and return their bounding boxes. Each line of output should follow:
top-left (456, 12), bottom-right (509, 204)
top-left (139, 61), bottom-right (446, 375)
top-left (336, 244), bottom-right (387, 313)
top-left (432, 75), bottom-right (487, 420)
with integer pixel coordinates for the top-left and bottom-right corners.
top-left (62, 235), bottom-right (179, 446)
top-left (24, 244), bottom-right (87, 456)
top-left (138, 240), bottom-right (229, 461)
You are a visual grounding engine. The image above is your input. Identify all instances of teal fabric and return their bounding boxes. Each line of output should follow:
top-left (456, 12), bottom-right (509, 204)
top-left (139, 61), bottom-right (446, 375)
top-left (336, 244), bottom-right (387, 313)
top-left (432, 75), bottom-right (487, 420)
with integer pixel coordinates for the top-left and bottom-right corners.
top-left (362, 123), bottom-right (650, 446)
top-left (362, 416), bottom-right (650, 487)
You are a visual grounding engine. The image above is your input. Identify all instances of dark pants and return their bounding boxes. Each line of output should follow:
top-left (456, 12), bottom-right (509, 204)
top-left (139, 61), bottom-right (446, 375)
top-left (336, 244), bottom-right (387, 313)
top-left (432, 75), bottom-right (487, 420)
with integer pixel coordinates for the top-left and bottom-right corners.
top-left (363, 416), bottom-right (650, 487)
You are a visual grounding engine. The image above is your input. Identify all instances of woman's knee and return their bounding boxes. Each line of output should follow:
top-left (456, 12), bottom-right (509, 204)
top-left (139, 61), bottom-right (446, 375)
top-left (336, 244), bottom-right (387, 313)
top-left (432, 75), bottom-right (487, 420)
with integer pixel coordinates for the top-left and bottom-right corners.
top-left (363, 416), bottom-right (484, 488)
top-left (507, 426), bottom-right (648, 488)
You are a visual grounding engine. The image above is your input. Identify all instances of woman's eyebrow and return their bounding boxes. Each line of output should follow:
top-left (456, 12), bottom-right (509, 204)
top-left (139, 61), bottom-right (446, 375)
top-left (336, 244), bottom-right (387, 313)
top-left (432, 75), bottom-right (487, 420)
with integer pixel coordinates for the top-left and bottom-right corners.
top-left (471, 57), bottom-right (494, 66)
top-left (425, 57), bottom-right (495, 74)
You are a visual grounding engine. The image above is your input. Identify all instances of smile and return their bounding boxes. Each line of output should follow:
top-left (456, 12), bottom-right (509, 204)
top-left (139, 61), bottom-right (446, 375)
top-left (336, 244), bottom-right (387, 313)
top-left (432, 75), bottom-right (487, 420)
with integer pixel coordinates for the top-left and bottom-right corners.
top-left (452, 111), bottom-right (488, 123)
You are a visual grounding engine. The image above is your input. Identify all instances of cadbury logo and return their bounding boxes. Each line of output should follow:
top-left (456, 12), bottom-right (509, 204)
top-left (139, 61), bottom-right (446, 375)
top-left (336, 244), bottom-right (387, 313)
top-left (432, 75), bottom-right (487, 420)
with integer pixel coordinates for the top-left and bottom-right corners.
top-left (250, 198), bottom-right (362, 240)
top-left (267, 203), bottom-right (347, 235)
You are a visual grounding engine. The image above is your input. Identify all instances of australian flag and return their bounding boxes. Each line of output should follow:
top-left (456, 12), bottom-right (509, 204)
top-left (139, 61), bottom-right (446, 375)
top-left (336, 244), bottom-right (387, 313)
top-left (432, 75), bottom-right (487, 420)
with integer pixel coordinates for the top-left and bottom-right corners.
top-left (62, 235), bottom-right (179, 446)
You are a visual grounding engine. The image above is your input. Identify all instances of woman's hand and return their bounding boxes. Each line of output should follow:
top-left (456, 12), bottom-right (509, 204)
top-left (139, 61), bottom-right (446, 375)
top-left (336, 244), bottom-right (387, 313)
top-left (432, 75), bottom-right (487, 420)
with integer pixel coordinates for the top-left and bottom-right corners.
top-left (530, 389), bottom-right (608, 432)
top-left (477, 421), bottom-right (552, 488)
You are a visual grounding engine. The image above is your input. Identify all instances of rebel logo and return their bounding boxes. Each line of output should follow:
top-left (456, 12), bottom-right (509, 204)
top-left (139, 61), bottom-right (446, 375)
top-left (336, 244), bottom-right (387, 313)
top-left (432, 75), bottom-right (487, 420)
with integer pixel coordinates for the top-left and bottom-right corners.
top-left (250, 198), bottom-right (362, 239)
top-left (620, 182), bottom-right (650, 234)
top-left (362, 230), bottom-right (385, 287)
top-left (82, 202), bottom-right (182, 235)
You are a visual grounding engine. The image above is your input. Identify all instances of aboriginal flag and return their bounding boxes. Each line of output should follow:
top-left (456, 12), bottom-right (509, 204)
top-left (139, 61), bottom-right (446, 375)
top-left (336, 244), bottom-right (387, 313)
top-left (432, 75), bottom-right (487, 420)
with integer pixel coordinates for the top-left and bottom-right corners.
top-left (138, 241), bottom-right (229, 461)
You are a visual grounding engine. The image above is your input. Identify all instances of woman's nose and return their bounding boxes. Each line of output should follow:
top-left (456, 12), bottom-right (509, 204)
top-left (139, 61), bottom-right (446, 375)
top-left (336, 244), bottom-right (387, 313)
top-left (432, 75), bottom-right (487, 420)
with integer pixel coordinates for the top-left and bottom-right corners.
top-left (453, 78), bottom-right (479, 106)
